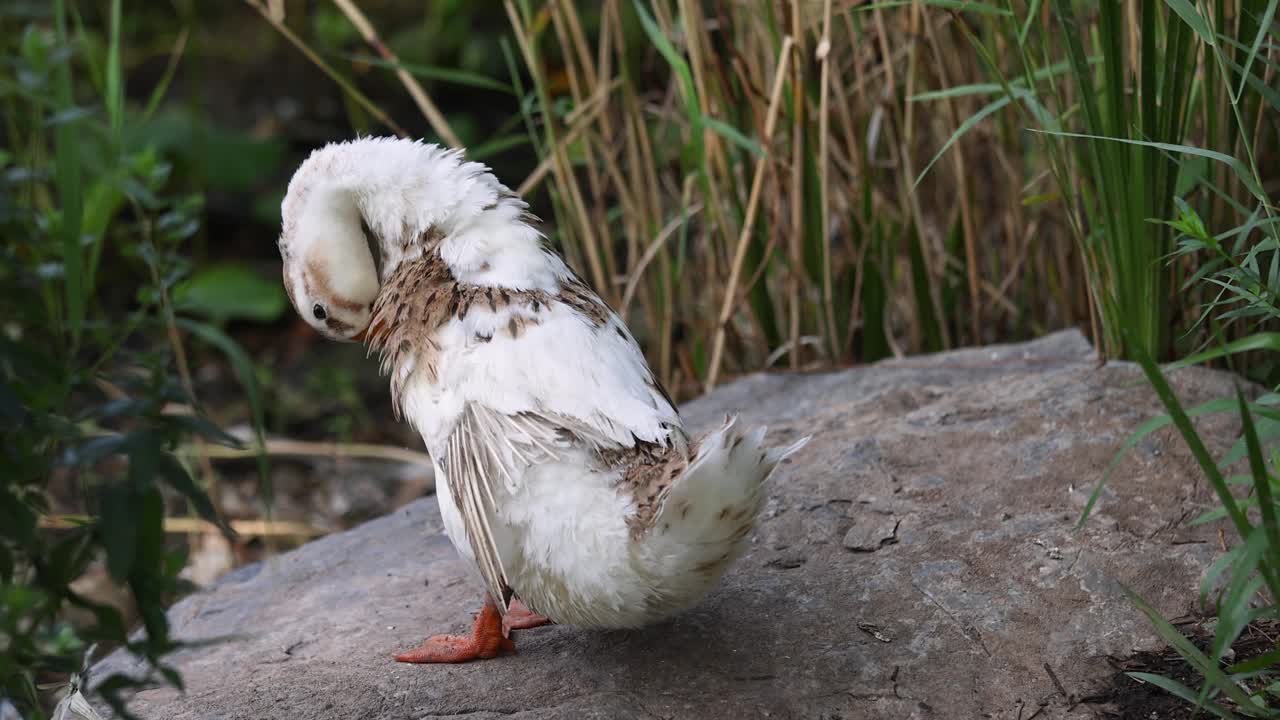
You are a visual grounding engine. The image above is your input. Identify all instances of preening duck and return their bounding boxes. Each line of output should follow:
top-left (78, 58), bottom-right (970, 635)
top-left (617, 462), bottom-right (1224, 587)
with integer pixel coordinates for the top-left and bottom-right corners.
top-left (278, 137), bottom-right (807, 663)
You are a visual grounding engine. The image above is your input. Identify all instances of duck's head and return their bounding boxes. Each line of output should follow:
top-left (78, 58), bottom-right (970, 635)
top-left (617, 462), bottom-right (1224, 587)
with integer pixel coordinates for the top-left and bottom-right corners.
top-left (278, 137), bottom-right (552, 344)
top-left (279, 183), bottom-right (380, 343)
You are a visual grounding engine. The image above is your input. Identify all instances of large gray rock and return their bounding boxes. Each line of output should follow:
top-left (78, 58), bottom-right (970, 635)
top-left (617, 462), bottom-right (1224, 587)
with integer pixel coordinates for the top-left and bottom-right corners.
top-left (92, 330), bottom-right (1243, 719)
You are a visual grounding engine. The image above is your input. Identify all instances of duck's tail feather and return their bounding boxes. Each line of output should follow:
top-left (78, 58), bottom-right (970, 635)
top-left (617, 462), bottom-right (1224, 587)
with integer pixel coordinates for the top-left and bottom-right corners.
top-left (634, 416), bottom-right (809, 615)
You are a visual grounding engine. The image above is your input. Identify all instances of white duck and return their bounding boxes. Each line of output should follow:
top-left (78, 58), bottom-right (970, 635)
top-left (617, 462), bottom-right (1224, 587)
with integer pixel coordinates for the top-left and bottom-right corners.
top-left (278, 137), bottom-right (806, 663)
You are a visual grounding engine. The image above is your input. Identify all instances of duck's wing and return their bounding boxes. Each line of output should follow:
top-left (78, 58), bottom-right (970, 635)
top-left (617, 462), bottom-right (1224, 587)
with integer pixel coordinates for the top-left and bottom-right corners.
top-left (442, 405), bottom-right (557, 610)
top-left (436, 272), bottom-right (684, 612)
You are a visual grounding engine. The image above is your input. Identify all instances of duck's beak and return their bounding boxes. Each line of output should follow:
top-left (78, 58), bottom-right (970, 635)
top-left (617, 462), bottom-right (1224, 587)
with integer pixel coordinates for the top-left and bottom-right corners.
top-left (351, 318), bottom-right (384, 344)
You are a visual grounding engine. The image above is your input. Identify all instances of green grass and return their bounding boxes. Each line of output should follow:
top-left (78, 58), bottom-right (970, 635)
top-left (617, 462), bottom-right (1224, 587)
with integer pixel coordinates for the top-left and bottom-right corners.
top-left (0, 5), bottom-right (264, 717)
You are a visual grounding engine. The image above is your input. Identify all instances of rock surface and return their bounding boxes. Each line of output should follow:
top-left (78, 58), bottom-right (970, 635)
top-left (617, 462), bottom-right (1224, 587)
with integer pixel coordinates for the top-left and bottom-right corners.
top-left (93, 330), bottom-right (1244, 719)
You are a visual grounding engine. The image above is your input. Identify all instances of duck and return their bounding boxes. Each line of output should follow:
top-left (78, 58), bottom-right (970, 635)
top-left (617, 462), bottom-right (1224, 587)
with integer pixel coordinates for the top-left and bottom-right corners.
top-left (277, 137), bottom-right (807, 663)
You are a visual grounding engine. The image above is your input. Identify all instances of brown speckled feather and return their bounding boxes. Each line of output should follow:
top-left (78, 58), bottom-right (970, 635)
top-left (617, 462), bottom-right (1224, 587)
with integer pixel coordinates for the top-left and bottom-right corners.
top-left (600, 440), bottom-right (699, 538)
top-left (365, 236), bottom-right (614, 418)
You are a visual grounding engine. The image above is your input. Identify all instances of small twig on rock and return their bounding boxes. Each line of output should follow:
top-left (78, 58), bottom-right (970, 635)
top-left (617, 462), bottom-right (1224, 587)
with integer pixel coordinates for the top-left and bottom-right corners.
top-left (1042, 662), bottom-right (1071, 704)
top-left (188, 438), bottom-right (434, 483)
top-left (39, 515), bottom-right (326, 538)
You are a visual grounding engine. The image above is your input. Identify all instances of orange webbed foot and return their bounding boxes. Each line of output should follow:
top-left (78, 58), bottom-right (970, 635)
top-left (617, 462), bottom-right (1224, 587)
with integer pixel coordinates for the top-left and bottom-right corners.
top-left (502, 598), bottom-right (552, 636)
top-left (396, 595), bottom-right (515, 664)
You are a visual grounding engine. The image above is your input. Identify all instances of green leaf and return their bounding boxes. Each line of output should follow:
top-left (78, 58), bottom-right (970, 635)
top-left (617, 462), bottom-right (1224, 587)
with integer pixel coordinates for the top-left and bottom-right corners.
top-left (165, 413), bottom-right (243, 449)
top-left (1123, 585), bottom-right (1263, 712)
top-left (129, 486), bottom-right (169, 648)
top-left (633, 0), bottom-right (697, 109)
top-left (1211, 529), bottom-right (1269, 660)
top-left (1079, 396), bottom-right (1239, 525)
top-left (132, 112), bottom-right (288, 193)
top-left (854, 0), bottom-right (1013, 16)
top-left (1124, 334), bottom-right (1261, 566)
top-left (909, 58), bottom-right (1093, 102)
top-left (1029, 129), bottom-right (1265, 203)
top-left (1018, 0), bottom-right (1043, 45)
top-left (1200, 541), bottom-right (1244, 607)
top-left (1227, 649), bottom-right (1280, 675)
top-left (173, 263), bottom-right (288, 323)
top-left (701, 116), bottom-right (765, 158)
top-left (0, 485), bottom-right (37, 547)
top-left (67, 434), bottom-right (130, 467)
top-left (1162, 0), bottom-right (1217, 47)
top-left (105, 0), bottom-right (123, 140)
top-left (47, 526), bottom-right (93, 589)
top-left (98, 480), bottom-right (139, 582)
top-left (343, 54), bottom-right (515, 94)
top-left (1125, 673), bottom-right (1239, 719)
top-left (916, 93), bottom-right (1013, 187)
top-left (1239, 390), bottom-right (1280, 596)
top-left (157, 451), bottom-right (234, 538)
top-left (467, 134), bottom-right (530, 161)
top-left (52, 0), bottom-right (84, 347)
top-left (177, 319), bottom-right (269, 486)
top-left (143, 27), bottom-right (187, 121)
top-left (1167, 333), bottom-right (1280, 369)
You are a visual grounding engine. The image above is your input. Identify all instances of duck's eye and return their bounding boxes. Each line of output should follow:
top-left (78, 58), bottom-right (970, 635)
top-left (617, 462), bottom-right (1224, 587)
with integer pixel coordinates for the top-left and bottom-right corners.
top-left (312, 304), bottom-right (327, 321)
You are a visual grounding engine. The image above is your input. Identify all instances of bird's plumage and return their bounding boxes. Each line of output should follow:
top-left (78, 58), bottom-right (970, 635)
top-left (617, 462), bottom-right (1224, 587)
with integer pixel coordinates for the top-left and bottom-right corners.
top-left (278, 137), bottom-right (806, 629)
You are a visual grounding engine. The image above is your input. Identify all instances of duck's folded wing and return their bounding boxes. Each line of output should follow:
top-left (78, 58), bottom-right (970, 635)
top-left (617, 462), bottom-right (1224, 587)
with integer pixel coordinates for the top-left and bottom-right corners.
top-left (440, 271), bottom-right (686, 613)
top-left (442, 403), bottom-right (623, 612)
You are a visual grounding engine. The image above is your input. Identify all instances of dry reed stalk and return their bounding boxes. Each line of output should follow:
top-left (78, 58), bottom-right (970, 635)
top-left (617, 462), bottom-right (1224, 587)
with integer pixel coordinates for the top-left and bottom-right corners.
top-left (621, 202), bottom-right (705, 314)
top-left (552, 1), bottom-right (617, 286)
top-left (505, 0), bottom-right (612, 303)
top-left (817, 0), bottom-right (838, 362)
top-left (39, 515), bottom-right (327, 538)
top-left (331, 0), bottom-right (461, 148)
top-left (705, 35), bottom-right (796, 392)
top-left (189, 438), bottom-right (435, 473)
top-left (920, 10), bottom-right (980, 342)
top-left (243, 0), bottom-right (408, 138)
top-left (787, 1), bottom-right (805, 371)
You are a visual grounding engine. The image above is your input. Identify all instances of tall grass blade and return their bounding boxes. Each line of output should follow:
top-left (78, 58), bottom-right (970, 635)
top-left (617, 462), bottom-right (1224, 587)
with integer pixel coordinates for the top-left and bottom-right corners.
top-left (1232, 0), bottom-right (1280, 102)
top-left (344, 54), bottom-right (516, 95)
top-left (1079, 397), bottom-right (1242, 524)
top-left (1163, 0), bottom-right (1218, 46)
top-left (142, 29), bottom-right (188, 121)
top-left (702, 116), bottom-right (765, 158)
top-left (1018, 0), bottom-right (1044, 46)
top-left (915, 94), bottom-right (1012, 187)
top-left (52, 0), bottom-right (85, 349)
top-left (1122, 584), bottom-right (1265, 712)
top-left (1168, 333), bottom-right (1280, 369)
top-left (1030, 130), bottom-right (1266, 203)
top-left (1124, 673), bottom-right (1239, 720)
top-left (1126, 333), bottom-right (1252, 539)
top-left (1227, 649), bottom-right (1280, 675)
top-left (105, 0), bottom-right (123, 141)
top-left (1237, 389), bottom-right (1280, 599)
top-left (855, 0), bottom-right (1012, 15)
top-left (176, 319), bottom-right (270, 493)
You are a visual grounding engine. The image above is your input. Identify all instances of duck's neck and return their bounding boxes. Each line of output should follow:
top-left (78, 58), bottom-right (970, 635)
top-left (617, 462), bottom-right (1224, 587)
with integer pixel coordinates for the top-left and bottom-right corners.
top-left (285, 137), bottom-right (565, 294)
top-left (283, 138), bottom-right (560, 291)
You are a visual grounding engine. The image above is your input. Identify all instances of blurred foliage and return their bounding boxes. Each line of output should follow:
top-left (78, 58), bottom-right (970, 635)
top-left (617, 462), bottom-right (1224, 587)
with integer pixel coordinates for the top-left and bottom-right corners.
top-left (174, 264), bottom-right (287, 324)
top-left (0, 2), bottom-right (263, 717)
